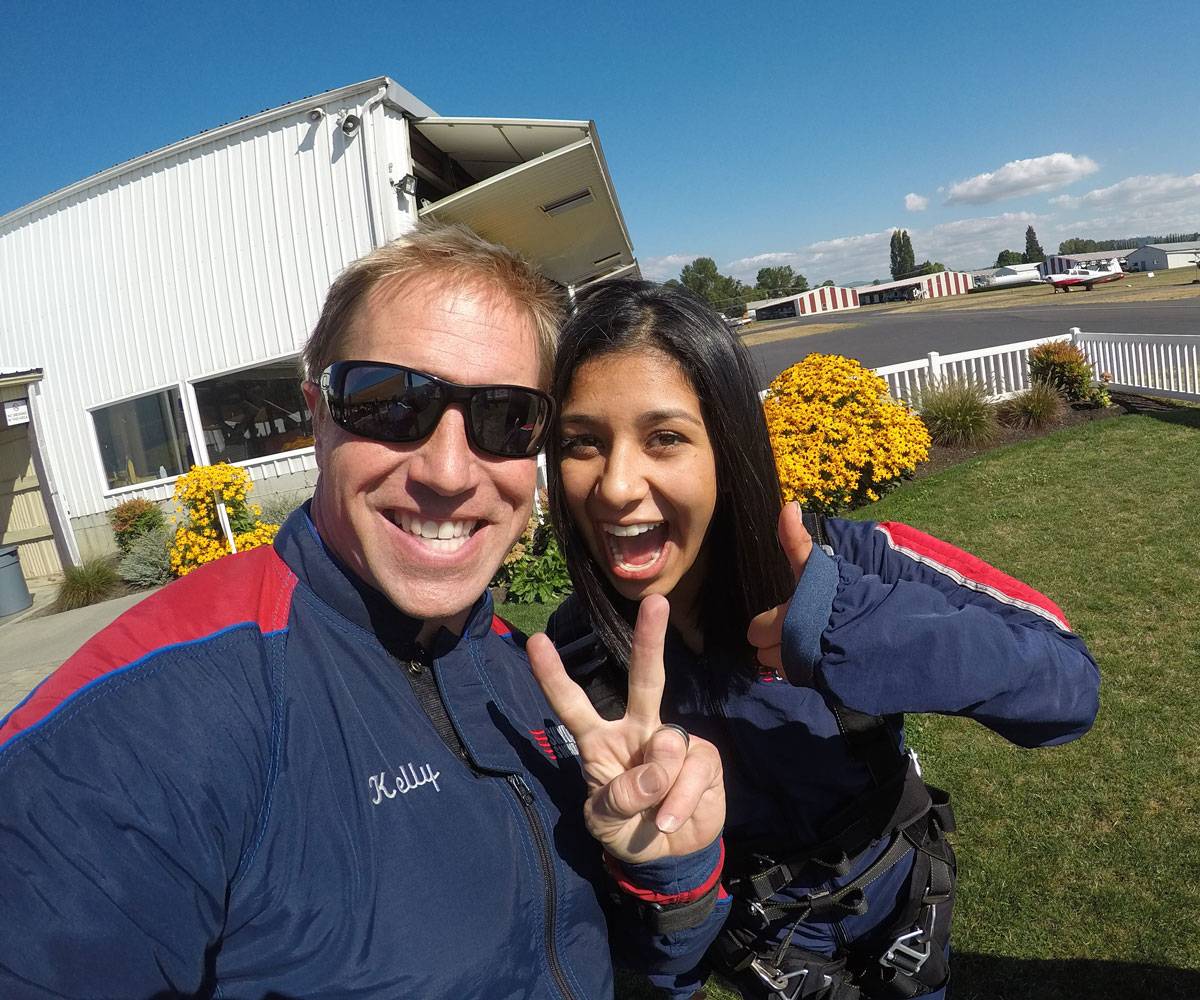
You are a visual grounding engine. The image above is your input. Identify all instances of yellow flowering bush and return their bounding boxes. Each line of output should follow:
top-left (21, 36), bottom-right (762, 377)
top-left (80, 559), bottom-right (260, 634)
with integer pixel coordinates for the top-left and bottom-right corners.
top-left (168, 463), bottom-right (280, 576)
top-left (764, 353), bottom-right (930, 514)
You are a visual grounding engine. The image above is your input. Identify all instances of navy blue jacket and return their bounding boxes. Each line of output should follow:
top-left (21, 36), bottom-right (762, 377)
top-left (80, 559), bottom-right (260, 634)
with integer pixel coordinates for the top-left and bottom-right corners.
top-left (0, 508), bottom-right (724, 999)
top-left (550, 517), bottom-right (1100, 997)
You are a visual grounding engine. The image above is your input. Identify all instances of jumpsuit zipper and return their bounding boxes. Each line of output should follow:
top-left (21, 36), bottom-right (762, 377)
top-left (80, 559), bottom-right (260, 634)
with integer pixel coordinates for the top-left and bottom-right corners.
top-left (404, 659), bottom-right (578, 1000)
top-left (506, 773), bottom-right (579, 1000)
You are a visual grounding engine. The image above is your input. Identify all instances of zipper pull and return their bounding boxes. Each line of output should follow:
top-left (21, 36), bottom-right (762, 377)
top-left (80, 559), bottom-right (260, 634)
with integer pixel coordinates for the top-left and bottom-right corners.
top-left (408, 660), bottom-right (424, 675)
top-left (507, 773), bottom-right (535, 805)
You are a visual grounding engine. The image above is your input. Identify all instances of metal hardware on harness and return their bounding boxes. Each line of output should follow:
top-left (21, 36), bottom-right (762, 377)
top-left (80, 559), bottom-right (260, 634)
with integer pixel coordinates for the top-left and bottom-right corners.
top-left (751, 958), bottom-right (834, 1000)
top-left (879, 927), bottom-right (931, 977)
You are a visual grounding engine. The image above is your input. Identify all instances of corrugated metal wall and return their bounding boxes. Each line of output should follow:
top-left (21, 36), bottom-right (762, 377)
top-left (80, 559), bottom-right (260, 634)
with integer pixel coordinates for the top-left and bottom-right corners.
top-left (0, 88), bottom-right (416, 519)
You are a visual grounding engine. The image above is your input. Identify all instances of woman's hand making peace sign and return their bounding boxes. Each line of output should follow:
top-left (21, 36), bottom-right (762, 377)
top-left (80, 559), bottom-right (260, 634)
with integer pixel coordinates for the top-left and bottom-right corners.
top-left (527, 595), bottom-right (725, 865)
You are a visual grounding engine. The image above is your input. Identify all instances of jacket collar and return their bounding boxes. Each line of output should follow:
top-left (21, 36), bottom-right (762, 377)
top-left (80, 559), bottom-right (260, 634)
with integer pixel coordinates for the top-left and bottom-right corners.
top-left (273, 501), bottom-right (496, 660)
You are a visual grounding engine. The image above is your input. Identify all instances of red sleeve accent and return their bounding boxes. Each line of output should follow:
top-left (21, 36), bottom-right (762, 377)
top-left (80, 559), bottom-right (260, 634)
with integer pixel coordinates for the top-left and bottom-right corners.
top-left (605, 839), bottom-right (725, 906)
top-left (879, 522), bottom-right (1071, 630)
top-left (0, 546), bottom-right (296, 746)
top-left (490, 614), bottom-right (512, 637)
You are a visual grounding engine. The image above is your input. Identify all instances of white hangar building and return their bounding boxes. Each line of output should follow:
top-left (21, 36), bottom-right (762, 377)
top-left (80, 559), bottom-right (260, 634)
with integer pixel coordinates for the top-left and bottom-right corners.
top-left (747, 285), bottom-right (861, 321)
top-left (855, 270), bottom-right (973, 306)
top-left (1123, 241), bottom-right (1200, 272)
top-left (0, 77), bottom-right (637, 580)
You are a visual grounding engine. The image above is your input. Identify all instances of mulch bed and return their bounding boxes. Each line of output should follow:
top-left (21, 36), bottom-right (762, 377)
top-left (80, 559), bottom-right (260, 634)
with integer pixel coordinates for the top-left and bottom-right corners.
top-left (912, 392), bottom-right (1163, 480)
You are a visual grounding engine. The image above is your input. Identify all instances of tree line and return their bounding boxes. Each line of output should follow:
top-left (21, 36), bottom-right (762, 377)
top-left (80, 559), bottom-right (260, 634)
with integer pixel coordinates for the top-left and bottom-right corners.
top-left (1056, 232), bottom-right (1200, 255)
top-left (665, 260), bottom-right (814, 316)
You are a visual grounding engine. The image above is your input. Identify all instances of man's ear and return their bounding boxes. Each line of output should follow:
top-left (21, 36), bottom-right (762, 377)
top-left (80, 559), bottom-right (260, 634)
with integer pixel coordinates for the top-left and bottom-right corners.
top-left (301, 380), bottom-right (328, 468)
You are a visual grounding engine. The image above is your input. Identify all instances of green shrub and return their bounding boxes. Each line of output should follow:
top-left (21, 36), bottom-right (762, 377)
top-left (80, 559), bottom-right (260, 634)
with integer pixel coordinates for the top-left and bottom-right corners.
top-left (108, 498), bottom-right (165, 553)
top-left (505, 527), bottom-right (571, 604)
top-left (917, 379), bottom-right (998, 447)
top-left (257, 490), bottom-right (311, 527)
top-left (53, 558), bottom-right (123, 612)
top-left (1028, 341), bottom-right (1095, 402)
top-left (997, 382), bottom-right (1067, 430)
top-left (118, 525), bottom-right (173, 588)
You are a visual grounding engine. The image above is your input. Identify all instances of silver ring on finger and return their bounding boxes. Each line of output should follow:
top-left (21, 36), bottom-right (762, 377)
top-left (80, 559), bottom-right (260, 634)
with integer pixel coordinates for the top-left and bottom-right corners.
top-left (656, 723), bottom-right (690, 750)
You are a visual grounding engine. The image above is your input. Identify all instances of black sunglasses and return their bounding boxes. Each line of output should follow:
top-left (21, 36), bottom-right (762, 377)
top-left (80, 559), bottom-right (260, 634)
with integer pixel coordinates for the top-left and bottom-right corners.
top-left (318, 361), bottom-right (555, 459)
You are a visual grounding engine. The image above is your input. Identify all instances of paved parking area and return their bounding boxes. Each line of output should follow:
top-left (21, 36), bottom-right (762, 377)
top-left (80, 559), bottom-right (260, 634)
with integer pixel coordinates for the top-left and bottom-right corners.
top-left (0, 590), bottom-right (155, 719)
top-left (747, 298), bottom-right (1200, 387)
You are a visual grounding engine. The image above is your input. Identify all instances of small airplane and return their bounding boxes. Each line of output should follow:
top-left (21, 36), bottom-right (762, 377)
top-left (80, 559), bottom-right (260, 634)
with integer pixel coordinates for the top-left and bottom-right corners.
top-left (1042, 258), bottom-right (1126, 292)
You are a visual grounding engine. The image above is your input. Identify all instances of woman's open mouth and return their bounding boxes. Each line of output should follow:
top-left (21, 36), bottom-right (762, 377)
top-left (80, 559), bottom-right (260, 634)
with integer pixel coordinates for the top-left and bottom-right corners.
top-left (600, 521), bottom-right (669, 578)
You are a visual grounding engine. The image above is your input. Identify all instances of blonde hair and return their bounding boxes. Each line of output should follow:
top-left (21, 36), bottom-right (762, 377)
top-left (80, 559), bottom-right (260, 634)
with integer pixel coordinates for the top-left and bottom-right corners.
top-left (303, 222), bottom-right (564, 384)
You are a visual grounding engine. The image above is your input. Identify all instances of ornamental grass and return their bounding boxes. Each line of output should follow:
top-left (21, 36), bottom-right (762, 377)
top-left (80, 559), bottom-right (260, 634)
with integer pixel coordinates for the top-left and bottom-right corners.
top-left (997, 382), bottom-right (1067, 430)
top-left (53, 557), bottom-right (123, 612)
top-left (168, 463), bottom-right (280, 576)
top-left (917, 378), bottom-right (999, 447)
top-left (763, 353), bottom-right (930, 515)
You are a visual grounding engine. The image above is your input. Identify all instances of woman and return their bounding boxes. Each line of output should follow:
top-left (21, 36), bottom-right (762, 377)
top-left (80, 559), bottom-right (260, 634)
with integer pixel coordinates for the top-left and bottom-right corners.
top-left (543, 280), bottom-right (1100, 1000)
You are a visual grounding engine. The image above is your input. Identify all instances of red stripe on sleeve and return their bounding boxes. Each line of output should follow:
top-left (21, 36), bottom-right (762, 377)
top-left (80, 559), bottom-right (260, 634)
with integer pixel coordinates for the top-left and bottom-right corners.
top-left (0, 546), bottom-right (296, 745)
top-left (606, 839), bottom-right (725, 906)
top-left (878, 522), bottom-right (1071, 630)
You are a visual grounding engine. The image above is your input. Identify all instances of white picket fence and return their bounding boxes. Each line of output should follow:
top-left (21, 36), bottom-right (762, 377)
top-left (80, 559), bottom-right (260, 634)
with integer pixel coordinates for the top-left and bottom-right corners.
top-left (1072, 327), bottom-right (1200, 402)
top-left (874, 334), bottom-right (1071, 405)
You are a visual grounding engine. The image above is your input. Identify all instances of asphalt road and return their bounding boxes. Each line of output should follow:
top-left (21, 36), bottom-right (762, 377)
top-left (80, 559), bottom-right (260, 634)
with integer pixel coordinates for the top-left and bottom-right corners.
top-left (747, 298), bottom-right (1200, 388)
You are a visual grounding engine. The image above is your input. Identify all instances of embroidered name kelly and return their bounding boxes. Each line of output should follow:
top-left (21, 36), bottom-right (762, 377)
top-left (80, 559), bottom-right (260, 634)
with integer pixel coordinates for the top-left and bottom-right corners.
top-left (368, 763), bottom-right (442, 805)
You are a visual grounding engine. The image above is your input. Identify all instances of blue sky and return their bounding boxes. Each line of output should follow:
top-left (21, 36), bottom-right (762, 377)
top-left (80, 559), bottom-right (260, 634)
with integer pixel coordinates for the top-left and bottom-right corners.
top-left (3, 1), bottom-right (1198, 284)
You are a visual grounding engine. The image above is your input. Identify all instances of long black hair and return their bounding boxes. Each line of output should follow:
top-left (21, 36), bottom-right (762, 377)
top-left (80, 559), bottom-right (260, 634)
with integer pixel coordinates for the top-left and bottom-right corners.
top-left (547, 279), bottom-right (794, 678)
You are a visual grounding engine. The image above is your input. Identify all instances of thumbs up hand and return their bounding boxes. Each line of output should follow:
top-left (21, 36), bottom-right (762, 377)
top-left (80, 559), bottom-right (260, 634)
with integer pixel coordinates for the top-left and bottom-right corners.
top-left (746, 502), bottom-right (814, 673)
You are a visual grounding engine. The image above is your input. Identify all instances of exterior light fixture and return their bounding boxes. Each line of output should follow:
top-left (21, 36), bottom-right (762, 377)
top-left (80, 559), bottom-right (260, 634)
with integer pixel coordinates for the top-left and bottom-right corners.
top-left (396, 174), bottom-right (419, 197)
top-left (540, 189), bottom-right (594, 217)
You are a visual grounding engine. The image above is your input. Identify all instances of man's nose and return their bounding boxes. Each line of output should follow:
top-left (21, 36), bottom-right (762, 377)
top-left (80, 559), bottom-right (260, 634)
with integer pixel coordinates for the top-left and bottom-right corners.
top-left (409, 405), bottom-right (476, 496)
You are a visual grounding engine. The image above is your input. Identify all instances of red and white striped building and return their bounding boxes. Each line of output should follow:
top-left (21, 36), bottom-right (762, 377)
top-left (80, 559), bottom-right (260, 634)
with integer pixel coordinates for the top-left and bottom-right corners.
top-left (855, 270), bottom-right (972, 306)
top-left (747, 285), bottom-right (860, 321)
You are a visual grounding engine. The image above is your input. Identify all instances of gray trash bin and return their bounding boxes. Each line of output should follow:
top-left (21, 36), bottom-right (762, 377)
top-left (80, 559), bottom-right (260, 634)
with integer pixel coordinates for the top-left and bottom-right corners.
top-left (0, 544), bottom-right (34, 617)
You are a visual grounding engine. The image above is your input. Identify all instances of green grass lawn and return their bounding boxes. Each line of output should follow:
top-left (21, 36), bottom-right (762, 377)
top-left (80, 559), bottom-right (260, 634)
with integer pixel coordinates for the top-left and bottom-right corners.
top-left (504, 404), bottom-right (1200, 999)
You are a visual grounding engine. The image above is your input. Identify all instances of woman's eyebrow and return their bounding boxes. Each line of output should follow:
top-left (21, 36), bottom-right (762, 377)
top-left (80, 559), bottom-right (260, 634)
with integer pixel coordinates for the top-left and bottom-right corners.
top-left (640, 408), bottom-right (704, 426)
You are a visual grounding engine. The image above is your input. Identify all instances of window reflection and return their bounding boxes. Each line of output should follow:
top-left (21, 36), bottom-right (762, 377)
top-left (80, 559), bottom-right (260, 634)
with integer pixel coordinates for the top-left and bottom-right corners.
top-left (194, 359), bottom-right (313, 463)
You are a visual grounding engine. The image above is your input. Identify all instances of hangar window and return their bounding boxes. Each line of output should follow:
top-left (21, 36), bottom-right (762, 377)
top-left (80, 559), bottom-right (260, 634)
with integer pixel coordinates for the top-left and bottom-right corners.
top-left (92, 387), bottom-right (193, 490)
top-left (193, 357), bottom-right (313, 464)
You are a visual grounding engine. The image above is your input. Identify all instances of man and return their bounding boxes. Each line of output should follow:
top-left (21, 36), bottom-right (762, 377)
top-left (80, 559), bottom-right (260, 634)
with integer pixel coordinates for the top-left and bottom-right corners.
top-left (0, 224), bottom-right (726, 998)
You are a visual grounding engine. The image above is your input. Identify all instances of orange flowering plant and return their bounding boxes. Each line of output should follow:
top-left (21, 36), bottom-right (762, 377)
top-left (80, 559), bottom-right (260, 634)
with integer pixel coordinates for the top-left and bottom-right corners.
top-left (168, 463), bottom-right (279, 576)
top-left (764, 353), bottom-right (930, 514)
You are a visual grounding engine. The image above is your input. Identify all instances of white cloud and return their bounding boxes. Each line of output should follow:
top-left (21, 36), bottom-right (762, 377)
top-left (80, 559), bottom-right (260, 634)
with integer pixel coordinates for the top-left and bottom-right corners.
top-left (638, 253), bottom-right (706, 282)
top-left (1046, 172), bottom-right (1200, 239)
top-left (905, 193), bottom-right (929, 212)
top-left (945, 153), bottom-right (1098, 205)
top-left (724, 213), bottom-right (1041, 285)
top-left (720, 211), bottom-right (1051, 284)
top-left (1049, 171), bottom-right (1200, 210)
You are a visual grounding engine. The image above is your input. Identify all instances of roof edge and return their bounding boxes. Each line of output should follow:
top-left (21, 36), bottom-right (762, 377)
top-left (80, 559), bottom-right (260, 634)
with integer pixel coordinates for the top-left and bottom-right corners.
top-left (0, 77), bottom-right (434, 233)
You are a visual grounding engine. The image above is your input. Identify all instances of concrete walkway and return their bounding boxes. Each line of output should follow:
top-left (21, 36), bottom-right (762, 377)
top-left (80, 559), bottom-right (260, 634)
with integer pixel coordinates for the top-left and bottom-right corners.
top-left (0, 589), bottom-right (157, 719)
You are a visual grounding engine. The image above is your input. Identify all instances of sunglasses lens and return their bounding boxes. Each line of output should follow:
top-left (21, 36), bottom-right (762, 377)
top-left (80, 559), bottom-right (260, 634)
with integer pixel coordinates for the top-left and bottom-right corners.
top-left (333, 365), bottom-right (445, 442)
top-left (325, 362), bottom-right (551, 457)
top-left (469, 388), bottom-right (551, 457)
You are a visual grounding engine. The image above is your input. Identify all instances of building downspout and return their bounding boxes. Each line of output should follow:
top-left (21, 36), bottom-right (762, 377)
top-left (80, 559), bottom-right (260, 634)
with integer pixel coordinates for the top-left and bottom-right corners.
top-left (26, 383), bottom-right (80, 569)
top-left (361, 84), bottom-right (389, 249)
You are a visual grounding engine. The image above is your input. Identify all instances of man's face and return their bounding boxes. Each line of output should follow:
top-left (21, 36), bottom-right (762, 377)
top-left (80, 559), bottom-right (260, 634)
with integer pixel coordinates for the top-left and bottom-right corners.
top-left (302, 274), bottom-right (542, 635)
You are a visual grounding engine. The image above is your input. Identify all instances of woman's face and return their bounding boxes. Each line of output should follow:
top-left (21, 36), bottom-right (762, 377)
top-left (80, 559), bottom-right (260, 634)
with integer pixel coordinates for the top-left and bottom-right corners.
top-left (558, 346), bottom-right (718, 613)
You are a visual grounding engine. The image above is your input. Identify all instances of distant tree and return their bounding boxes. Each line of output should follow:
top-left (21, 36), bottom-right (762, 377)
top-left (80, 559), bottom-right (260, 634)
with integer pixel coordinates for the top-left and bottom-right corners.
top-left (677, 257), bottom-right (747, 316)
top-left (872, 278), bottom-right (882, 286)
top-left (910, 260), bottom-right (946, 277)
top-left (995, 249), bottom-right (1024, 267)
top-left (1023, 226), bottom-right (1046, 264)
top-left (755, 265), bottom-right (807, 297)
top-left (1058, 238), bottom-right (1100, 255)
top-left (819, 279), bottom-right (835, 287)
top-left (890, 230), bottom-right (916, 280)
